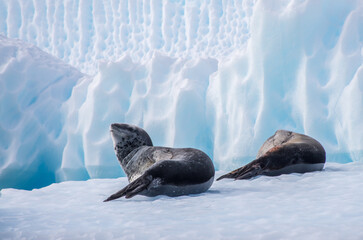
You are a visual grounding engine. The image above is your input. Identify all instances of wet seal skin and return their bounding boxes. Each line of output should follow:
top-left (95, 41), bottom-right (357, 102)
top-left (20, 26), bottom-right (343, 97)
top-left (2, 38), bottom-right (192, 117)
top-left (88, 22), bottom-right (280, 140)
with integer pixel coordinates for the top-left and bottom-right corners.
top-left (104, 123), bottom-right (215, 201)
top-left (217, 130), bottom-right (326, 181)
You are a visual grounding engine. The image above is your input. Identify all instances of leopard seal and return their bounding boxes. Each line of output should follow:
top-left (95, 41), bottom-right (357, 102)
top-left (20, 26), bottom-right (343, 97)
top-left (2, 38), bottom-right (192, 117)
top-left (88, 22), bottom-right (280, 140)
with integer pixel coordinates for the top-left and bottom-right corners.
top-left (217, 130), bottom-right (326, 181)
top-left (104, 123), bottom-right (215, 201)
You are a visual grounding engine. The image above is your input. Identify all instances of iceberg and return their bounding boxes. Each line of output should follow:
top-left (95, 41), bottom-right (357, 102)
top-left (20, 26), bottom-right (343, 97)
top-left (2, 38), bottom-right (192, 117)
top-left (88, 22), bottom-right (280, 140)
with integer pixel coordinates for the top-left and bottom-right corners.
top-left (0, 0), bottom-right (362, 190)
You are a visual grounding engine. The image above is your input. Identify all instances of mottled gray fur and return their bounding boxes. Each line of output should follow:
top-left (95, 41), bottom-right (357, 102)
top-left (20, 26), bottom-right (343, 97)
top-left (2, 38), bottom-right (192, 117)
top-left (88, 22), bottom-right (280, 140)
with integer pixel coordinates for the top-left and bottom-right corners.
top-left (104, 123), bottom-right (215, 201)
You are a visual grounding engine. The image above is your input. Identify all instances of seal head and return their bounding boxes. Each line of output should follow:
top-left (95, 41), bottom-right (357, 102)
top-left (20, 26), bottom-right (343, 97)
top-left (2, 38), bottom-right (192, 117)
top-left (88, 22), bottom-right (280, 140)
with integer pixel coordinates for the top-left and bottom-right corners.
top-left (217, 130), bottom-right (326, 181)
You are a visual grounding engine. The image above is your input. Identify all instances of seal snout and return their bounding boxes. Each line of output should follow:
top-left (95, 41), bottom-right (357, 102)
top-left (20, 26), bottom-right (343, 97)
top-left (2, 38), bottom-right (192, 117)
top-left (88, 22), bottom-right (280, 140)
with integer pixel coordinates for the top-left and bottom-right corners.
top-left (110, 123), bottom-right (129, 132)
top-left (110, 123), bottom-right (140, 137)
top-left (110, 123), bottom-right (133, 136)
top-left (110, 124), bottom-right (129, 147)
top-left (109, 122), bottom-right (153, 151)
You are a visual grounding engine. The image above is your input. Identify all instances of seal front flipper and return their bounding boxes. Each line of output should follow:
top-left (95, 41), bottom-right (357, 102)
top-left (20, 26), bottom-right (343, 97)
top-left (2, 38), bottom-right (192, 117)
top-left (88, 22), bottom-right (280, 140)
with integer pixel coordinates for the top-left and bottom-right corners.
top-left (104, 174), bottom-right (153, 201)
top-left (216, 159), bottom-right (267, 181)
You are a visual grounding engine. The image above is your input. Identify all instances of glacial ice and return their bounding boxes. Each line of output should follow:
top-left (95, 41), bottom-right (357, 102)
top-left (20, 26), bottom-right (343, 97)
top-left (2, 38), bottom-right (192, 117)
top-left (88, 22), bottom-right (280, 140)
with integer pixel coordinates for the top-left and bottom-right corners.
top-left (0, 0), bottom-right (363, 190)
top-left (0, 35), bottom-right (85, 189)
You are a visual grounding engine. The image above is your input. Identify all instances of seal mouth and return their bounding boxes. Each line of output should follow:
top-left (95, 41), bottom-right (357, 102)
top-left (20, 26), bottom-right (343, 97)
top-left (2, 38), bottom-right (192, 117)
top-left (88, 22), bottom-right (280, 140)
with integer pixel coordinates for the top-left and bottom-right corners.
top-left (110, 123), bottom-right (138, 133)
top-left (109, 123), bottom-right (153, 148)
top-left (110, 123), bottom-right (122, 132)
top-left (109, 126), bottom-right (118, 136)
top-left (109, 124), bottom-right (128, 146)
top-left (109, 123), bottom-right (126, 135)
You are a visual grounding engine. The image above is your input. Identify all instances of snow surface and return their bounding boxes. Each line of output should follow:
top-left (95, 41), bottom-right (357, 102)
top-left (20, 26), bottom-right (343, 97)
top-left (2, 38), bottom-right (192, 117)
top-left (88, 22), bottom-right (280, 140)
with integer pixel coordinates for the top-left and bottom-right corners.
top-left (1, 0), bottom-right (363, 190)
top-left (1, 162), bottom-right (363, 239)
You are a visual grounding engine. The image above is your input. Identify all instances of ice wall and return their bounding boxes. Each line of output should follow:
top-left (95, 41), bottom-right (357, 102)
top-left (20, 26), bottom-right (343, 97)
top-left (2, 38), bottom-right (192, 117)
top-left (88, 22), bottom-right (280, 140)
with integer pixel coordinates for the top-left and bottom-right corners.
top-left (209, 0), bottom-right (363, 169)
top-left (0, 35), bottom-right (85, 189)
top-left (0, 0), bottom-right (254, 74)
top-left (58, 55), bottom-right (217, 181)
top-left (0, 0), bottom-right (362, 189)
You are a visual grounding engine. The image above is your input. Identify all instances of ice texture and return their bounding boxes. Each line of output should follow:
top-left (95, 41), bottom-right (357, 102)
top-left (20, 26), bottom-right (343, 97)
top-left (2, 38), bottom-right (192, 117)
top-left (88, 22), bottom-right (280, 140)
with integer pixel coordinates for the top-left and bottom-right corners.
top-left (0, 0), bottom-right (363, 189)
top-left (0, 0), bottom-right (254, 74)
top-left (1, 163), bottom-right (363, 239)
top-left (0, 35), bottom-right (86, 189)
top-left (208, 0), bottom-right (363, 169)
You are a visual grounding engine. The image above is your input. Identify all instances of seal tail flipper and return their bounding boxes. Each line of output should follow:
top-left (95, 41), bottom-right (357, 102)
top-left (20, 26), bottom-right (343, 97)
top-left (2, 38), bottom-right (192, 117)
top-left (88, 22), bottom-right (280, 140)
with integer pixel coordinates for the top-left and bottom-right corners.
top-left (216, 160), bottom-right (265, 181)
top-left (104, 175), bottom-right (152, 202)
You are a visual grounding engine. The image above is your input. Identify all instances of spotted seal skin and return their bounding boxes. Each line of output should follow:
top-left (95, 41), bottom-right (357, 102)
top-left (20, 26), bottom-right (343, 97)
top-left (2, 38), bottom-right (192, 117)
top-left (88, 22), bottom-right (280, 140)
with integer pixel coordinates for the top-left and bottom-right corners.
top-left (217, 130), bottom-right (326, 181)
top-left (104, 123), bottom-right (215, 201)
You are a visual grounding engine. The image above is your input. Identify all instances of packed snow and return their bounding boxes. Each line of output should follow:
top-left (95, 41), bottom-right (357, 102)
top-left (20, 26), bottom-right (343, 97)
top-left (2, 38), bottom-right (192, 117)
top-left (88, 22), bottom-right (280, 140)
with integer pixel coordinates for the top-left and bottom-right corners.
top-left (1, 163), bottom-right (363, 239)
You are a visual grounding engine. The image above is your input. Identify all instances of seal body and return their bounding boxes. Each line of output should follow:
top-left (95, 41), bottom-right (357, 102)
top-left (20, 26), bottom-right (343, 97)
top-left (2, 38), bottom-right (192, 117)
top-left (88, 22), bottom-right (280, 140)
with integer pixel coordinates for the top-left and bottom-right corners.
top-left (217, 130), bottom-right (326, 181)
top-left (104, 123), bottom-right (215, 201)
